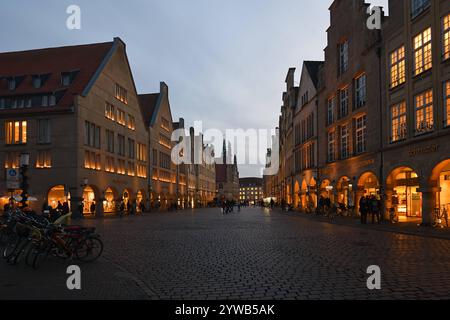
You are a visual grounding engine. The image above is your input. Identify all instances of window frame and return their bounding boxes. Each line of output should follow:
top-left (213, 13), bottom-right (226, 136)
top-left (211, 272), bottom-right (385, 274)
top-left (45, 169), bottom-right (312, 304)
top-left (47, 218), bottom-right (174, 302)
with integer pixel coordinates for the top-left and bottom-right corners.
top-left (413, 27), bottom-right (433, 76)
top-left (414, 89), bottom-right (434, 135)
top-left (390, 46), bottom-right (406, 88)
top-left (390, 101), bottom-right (408, 143)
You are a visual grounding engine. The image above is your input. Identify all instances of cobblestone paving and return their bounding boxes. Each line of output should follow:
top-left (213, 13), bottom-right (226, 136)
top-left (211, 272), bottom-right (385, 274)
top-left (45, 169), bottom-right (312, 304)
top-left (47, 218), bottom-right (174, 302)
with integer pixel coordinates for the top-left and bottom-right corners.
top-left (1, 207), bottom-right (450, 300)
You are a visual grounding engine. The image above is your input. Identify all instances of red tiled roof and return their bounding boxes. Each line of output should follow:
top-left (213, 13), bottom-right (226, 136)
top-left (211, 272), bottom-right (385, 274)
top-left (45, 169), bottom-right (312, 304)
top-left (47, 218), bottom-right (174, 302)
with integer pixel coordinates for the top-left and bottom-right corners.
top-left (138, 93), bottom-right (160, 127)
top-left (0, 41), bottom-right (114, 113)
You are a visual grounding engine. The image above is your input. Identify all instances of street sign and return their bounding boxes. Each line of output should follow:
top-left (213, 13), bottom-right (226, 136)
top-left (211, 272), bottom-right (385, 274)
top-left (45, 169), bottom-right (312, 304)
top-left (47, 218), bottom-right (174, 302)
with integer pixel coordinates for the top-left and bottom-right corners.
top-left (6, 168), bottom-right (20, 190)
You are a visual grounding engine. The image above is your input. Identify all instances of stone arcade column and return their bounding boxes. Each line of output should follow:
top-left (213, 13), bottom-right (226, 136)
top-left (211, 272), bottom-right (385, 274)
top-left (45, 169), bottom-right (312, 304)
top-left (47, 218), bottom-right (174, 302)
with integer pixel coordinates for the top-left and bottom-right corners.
top-left (96, 196), bottom-right (104, 218)
top-left (419, 186), bottom-right (439, 226)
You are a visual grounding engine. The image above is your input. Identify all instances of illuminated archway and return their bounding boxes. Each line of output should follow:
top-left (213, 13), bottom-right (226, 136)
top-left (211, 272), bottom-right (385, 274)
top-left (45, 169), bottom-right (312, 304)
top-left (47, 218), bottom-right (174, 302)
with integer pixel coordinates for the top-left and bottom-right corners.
top-left (82, 186), bottom-right (97, 216)
top-left (301, 180), bottom-right (308, 209)
top-left (430, 159), bottom-right (450, 213)
top-left (386, 167), bottom-right (421, 221)
top-left (294, 181), bottom-right (300, 208)
top-left (47, 185), bottom-right (70, 209)
top-left (309, 178), bottom-right (318, 209)
top-left (336, 176), bottom-right (351, 206)
top-left (103, 187), bottom-right (117, 214)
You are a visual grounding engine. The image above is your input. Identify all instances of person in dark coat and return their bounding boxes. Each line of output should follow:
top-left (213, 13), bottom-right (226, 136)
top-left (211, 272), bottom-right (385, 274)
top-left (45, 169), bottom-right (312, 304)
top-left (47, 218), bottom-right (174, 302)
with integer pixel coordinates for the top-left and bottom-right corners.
top-left (359, 196), bottom-right (368, 224)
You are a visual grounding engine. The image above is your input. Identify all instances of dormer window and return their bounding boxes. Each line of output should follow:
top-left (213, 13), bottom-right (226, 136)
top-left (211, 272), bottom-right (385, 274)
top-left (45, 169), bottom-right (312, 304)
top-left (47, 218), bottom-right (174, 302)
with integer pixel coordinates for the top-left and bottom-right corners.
top-left (61, 70), bottom-right (78, 87)
top-left (61, 73), bottom-right (71, 86)
top-left (8, 78), bottom-right (16, 91)
top-left (32, 75), bottom-right (42, 89)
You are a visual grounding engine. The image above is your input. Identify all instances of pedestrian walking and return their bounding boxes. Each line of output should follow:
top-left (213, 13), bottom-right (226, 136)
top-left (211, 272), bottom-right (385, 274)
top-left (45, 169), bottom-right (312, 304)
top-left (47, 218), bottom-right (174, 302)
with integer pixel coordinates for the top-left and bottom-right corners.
top-left (359, 196), bottom-right (368, 224)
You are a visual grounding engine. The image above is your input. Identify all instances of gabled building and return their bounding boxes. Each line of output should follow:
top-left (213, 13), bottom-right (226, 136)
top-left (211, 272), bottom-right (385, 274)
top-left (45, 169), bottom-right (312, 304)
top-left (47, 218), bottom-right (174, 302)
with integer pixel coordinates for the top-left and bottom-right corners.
top-left (381, 0), bottom-right (450, 224)
top-left (317, 0), bottom-right (384, 211)
top-left (139, 82), bottom-right (177, 210)
top-left (292, 61), bottom-right (323, 210)
top-left (279, 68), bottom-right (298, 205)
top-left (0, 38), bottom-right (149, 216)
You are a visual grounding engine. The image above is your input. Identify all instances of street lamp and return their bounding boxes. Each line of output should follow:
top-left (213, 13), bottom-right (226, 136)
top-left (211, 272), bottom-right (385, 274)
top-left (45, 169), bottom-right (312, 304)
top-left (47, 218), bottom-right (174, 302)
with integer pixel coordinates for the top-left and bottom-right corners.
top-left (19, 153), bottom-right (30, 209)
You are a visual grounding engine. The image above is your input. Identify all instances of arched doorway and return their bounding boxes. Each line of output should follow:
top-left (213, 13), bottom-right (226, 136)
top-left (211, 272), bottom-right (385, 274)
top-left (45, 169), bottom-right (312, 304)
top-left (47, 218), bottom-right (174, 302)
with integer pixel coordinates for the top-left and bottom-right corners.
top-left (122, 189), bottom-right (130, 211)
top-left (336, 176), bottom-right (351, 207)
top-left (103, 187), bottom-right (116, 214)
top-left (82, 186), bottom-right (96, 216)
top-left (309, 178), bottom-right (318, 209)
top-left (48, 185), bottom-right (70, 209)
top-left (430, 159), bottom-right (450, 214)
top-left (387, 167), bottom-right (421, 221)
top-left (136, 190), bottom-right (145, 213)
top-left (320, 179), bottom-right (333, 199)
top-left (358, 172), bottom-right (380, 196)
top-left (301, 180), bottom-right (308, 209)
top-left (286, 185), bottom-right (291, 205)
top-left (294, 181), bottom-right (300, 209)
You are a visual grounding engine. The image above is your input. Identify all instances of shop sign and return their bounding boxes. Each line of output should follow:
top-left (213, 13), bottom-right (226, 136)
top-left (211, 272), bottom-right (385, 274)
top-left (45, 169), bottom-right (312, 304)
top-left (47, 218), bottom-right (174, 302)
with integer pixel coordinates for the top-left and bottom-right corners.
top-left (6, 169), bottom-right (20, 190)
top-left (409, 144), bottom-right (439, 157)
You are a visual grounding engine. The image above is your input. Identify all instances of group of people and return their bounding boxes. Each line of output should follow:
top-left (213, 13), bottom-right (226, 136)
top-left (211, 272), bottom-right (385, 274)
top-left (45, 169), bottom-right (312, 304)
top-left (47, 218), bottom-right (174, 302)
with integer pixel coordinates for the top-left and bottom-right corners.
top-left (221, 200), bottom-right (239, 214)
top-left (359, 194), bottom-right (383, 224)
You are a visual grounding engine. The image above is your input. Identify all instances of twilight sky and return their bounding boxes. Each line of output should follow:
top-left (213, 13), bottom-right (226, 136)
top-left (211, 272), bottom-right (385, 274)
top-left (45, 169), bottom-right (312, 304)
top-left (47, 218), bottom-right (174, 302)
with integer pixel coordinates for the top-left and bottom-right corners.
top-left (0, 0), bottom-right (388, 177)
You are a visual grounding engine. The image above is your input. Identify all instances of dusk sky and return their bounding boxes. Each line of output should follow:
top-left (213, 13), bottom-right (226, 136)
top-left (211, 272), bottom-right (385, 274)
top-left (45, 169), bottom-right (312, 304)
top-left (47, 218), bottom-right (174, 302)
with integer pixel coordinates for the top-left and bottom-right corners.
top-left (0, 0), bottom-right (388, 177)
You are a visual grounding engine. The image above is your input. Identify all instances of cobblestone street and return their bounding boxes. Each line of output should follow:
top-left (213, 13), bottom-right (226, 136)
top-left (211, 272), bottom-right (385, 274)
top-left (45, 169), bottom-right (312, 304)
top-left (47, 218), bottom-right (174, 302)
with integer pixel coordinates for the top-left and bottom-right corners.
top-left (1, 207), bottom-right (450, 300)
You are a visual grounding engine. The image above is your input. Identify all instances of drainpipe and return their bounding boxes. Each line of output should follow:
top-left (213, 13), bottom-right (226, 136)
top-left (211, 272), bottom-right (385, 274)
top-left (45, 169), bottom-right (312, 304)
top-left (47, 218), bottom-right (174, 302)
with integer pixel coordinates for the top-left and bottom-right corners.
top-left (377, 29), bottom-right (386, 218)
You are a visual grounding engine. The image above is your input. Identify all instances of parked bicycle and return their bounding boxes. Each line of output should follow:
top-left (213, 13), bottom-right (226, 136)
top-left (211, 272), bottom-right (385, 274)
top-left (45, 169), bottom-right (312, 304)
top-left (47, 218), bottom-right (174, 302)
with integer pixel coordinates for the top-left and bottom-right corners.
top-left (432, 206), bottom-right (449, 228)
top-left (1, 208), bottom-right (103, 270)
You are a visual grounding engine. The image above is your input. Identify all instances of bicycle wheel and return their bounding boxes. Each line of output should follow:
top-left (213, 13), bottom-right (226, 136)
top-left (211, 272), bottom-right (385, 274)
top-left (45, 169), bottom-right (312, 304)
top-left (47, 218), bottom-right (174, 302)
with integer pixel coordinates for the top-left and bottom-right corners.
top-left (75, 236), bottom-right (103, 263)
top-left (32, 244), bottom-right (51, 270)
top-left (7, 238), bottom-right (31, 265)
top-left (3, 236), bottom-right (22, 260)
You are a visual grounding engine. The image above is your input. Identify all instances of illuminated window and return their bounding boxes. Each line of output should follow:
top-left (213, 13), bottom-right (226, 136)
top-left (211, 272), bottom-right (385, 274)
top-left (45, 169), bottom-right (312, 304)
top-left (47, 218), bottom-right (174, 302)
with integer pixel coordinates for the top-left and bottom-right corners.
top-left (355, 74), bottom-right (366, 108)
top-left (338, 40), bottom-right (349, 75)
top-left (5, 121), bottom-right (27, 145)
top-left (391, 102), bottom-right (407, 142)
top-left (105, 156), bottom-right (115, 173)
top-left (137, 164), bottom-right (147, 178)
top-left (116, 109), bottom-right (126, 126)
top-left (159, 134), bottom-right (172, 149)
top-left (4, 152), bottom-right (19, 169)
top-left (390, 46), bottom-right (406, 88)
top-left (114, 83), bottom-right (128, 104)
top-left (327, 131), bottom-right (335, 162)
top-left (127, 162), bottom-right (135, 176)
top-left (443, 14), bottom-right (450, 60)
top-left (340, 124), bottom-right (349, 159)
top-left (128, 114), bottom-right (136, 130)
top-left (445, 81), bottom-right (450, 127)
top-left (117, 159), bottom-right (126, 175)
top-left (137, 143), bottom-right (147, 162)
top-left (36, 150), bottom-right (51, 169)
top-left (161, 117), bottom-right (171, 132)
top-left (84, 151), bottom-right (101, 171)
top-left (105, 102), bottom-right (115, 120)
top-left (413, 28), bottom-right (432, 76)
top-left (414, 90), bottom-right (434, 134)
top-left (355, 115), bottom-right (367, 154)
top-left (339, 87), bottom-right (349, 119)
